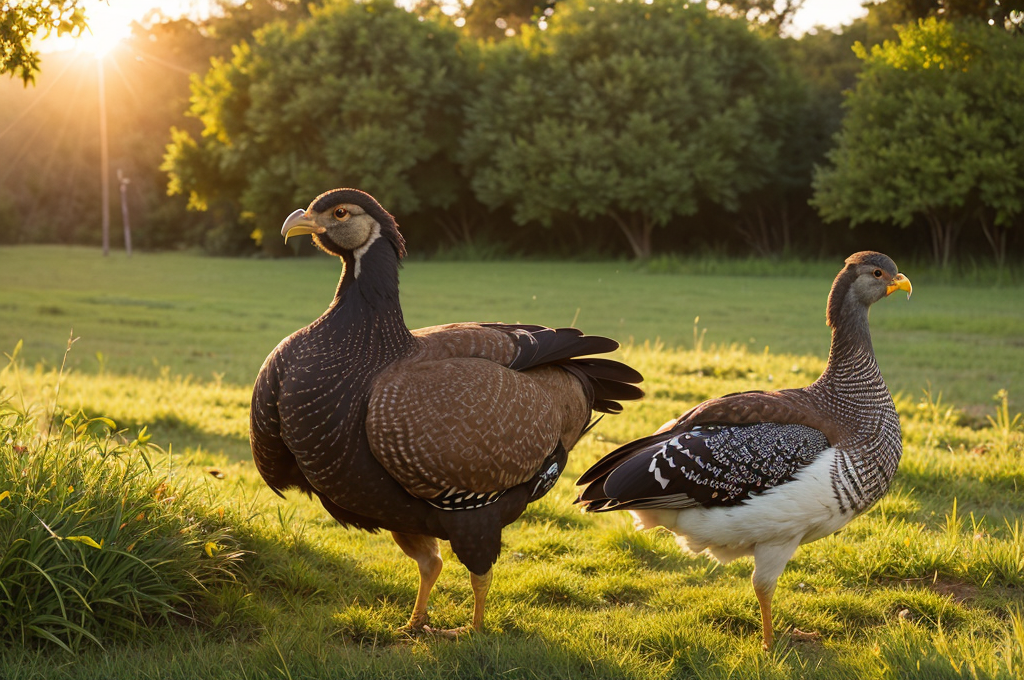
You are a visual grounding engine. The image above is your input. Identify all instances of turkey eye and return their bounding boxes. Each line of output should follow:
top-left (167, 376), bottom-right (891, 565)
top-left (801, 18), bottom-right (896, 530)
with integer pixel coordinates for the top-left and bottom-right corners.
top-left (873, 269), bottom-right (883, 278)
top-left (333, 207), bottom-right (349, 220)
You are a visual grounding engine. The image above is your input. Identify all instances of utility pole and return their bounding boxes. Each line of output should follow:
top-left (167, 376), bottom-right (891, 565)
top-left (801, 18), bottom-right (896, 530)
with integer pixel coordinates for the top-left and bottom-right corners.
top-left (118, 169), bottom-right (132, 257)
top-left (98, 55), bottom-right (110, 257)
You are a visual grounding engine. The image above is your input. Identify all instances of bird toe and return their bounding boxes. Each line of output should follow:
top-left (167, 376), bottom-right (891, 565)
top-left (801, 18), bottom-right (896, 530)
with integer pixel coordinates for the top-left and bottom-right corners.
top-left (789, 628), bottom-right (822, 644)
top-left (422, 624), bottom-right (476, 640)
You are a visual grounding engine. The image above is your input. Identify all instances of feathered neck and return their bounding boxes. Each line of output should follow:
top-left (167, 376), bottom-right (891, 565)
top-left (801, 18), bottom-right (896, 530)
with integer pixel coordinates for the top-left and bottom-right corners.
top-left (820, 283), bottom-right (877, 384)
top-left (320, 240), bottom-right (413, 347)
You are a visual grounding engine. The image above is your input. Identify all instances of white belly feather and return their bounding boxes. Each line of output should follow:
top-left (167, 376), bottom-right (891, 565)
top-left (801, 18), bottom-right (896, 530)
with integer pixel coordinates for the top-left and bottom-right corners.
top-left (629, 448), bottom-right (853, 563)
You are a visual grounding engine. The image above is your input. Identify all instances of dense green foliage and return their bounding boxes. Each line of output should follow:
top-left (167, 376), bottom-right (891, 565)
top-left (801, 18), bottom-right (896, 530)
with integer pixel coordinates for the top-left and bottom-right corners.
top-left (865, 0), bottom-right (1024, 31)
top-left (813, 18), bottom-right (1024, 268)
top-left (0, 0), bottom-right (87, 85)
top-left (164, 0), bottom-right (472, 256)
top-left (3, 0), bottom-right (1024, 264)
top-left (462, 0), bottom-right (793, 259)
top-left (0, 2), bottom-right (314, 254)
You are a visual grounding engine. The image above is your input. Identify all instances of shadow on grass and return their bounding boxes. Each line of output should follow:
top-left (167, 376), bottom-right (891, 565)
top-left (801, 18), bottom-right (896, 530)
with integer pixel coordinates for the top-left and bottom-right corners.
top-left (86, 409), bottom-right (253, 461)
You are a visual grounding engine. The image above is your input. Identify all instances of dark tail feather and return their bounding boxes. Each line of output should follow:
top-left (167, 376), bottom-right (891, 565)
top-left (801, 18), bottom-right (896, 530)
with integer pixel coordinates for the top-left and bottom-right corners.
top-left (561, 361), bottom-right (644, 415)
top-left (483, 323), bottom-right (621, 371)
top-left (570, 357), bottom-right (644, 385)
top-left (575, 432), bottom-right (665, 486)
top-left (483, 323), bottom-right (644, 414)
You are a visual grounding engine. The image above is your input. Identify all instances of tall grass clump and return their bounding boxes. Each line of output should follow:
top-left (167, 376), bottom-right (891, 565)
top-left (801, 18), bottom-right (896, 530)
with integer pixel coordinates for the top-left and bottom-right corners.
top-left (0, 348), bottom-right (243, 651)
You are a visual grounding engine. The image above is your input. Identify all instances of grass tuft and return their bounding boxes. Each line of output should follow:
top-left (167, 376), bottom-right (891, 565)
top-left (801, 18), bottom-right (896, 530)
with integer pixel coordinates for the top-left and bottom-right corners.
top-left (0, 359), bottom-right (244, 651)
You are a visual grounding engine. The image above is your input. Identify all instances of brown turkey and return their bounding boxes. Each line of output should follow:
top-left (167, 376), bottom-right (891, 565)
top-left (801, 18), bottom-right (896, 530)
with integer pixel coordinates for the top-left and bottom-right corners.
top-left (250, 188), bottom-right (643, 636)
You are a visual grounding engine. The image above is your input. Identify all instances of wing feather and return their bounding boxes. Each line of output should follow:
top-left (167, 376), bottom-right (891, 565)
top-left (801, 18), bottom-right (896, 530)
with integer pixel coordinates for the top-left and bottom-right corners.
top-left (367, 360), bottom-right (586, 498)
top-left (579, 423), bottom-right (829, 512)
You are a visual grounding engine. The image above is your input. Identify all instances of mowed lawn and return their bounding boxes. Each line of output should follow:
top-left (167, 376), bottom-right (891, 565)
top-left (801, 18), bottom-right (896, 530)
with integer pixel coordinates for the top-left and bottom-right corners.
top-left (0, 246), bottom-right (1021, 414)
top-left (1, 245), bottom-right (1023, 680)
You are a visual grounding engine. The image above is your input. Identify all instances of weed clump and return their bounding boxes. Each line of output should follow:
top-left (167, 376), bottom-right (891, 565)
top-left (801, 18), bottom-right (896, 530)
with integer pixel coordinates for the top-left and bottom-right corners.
top-left (0, 368), bottom-right (243, 651)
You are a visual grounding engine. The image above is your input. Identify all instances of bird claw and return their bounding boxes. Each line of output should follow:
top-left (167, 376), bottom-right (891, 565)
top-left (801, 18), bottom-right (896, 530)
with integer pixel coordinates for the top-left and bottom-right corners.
top-left (789, 628), bottom-right (822, 643)
top-left (422, 624), bottom-right (475, 640)
top-left (397, 614), bottom-right (431, 637)
top-left (397, 624), bottom-right (425, 638)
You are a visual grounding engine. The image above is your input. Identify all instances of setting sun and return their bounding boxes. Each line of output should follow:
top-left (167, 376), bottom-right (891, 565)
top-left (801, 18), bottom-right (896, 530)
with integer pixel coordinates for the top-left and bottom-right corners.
top-left (72, 12), bottom-right (132, 56)
top-left (37, 1), bottom-right (217, 55)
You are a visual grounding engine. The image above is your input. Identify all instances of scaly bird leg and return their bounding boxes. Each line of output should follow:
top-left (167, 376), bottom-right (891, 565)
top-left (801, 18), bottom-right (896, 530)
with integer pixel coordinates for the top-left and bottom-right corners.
top-left (422, 568), bottom-right (494, 639)
top-left (391, 532), bottom-right (443, 632)
top-left (752, 540), bottom-right (800, 650)
top-left (753, 576), bottom-right (776, 650)
top-left (470, 568), bottom-right (493, 630)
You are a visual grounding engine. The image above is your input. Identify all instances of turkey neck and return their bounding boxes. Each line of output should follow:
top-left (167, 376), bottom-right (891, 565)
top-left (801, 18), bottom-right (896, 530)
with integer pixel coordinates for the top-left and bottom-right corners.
top-left (276, 241), bottom-right (429, 526)
top-left (280, 241), bottom-right (414, 480)
top-left (317, 241), bottom-right (415, 357)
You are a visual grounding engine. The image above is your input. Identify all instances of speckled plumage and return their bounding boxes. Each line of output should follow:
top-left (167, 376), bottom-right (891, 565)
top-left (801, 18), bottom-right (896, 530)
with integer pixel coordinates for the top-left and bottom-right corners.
top-left (582, 423), bottom-right (830, 511)
top-left (251, 188), bottom-right (643, 633)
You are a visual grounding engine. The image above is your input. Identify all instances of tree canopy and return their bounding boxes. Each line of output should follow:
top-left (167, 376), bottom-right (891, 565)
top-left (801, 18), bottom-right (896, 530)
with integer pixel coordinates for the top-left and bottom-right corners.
top-left (4, 0), bottom-right (1022, 265)
top-left (867, 0), bottom-right (1024, 28)
top-left (812, 17), bottom-right (1024, 267)
top-left (0, 0), bottom-right (88, 85)
top-left (164, 0), bottom-right (472, 255)
top-left (462, 0), bottom-right (790, 259)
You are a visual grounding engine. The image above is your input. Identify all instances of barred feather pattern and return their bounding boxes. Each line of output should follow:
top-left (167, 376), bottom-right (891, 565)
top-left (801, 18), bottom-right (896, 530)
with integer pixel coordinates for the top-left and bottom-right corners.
top-left (807, 339), bottom-right (902, 515)
top-left (579, 422), bottom-right (827, 513)
top-left (676, 424), bottom-right (825, 502)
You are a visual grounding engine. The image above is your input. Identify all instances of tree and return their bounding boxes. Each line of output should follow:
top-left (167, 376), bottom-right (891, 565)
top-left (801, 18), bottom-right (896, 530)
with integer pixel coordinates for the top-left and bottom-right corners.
top-left (865, 0), bottom-right (1024, 28)
top-left (812, 18), bottom-right (1024, 267)
top-left (164, 0), bottom-right (473, 256)
top-left (0, 0), bottom-right (89, 85)
top-left (462, 0), bottom-right (788, 260)
top-left (732, 20), bottom-right (876, 257)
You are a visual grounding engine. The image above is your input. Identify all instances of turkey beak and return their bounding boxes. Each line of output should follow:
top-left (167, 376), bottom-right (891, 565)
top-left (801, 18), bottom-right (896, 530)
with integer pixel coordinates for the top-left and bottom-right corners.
top-left (886, 273), bottom-right (912, 299)
top-left (281, 209), bottom-right (326, 243)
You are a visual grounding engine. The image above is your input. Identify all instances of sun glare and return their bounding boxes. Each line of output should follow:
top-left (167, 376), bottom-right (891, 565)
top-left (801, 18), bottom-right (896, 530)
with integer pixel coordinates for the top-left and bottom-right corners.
top-left (74, 11), bottom-right (133, 57)
top-left (36, 2), bottom-right (140, 57)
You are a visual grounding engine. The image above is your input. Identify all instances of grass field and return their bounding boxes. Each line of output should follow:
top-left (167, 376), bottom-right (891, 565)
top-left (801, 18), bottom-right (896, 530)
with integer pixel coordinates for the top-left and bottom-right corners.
top-left (1, 246), bottom-right (1022, 679)
top-left (1, 246), bottom-right (1021, 414)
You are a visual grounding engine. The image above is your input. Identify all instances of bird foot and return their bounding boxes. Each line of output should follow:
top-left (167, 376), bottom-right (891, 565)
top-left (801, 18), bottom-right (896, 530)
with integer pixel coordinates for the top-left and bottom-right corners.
top-left (397, 624), bottom-right (426, 638)
top-left (789, 628), bottom-right (822, 643)
top-left (422, 624), bottom-right (476, 640)
top-left (397, 614), bottom-right (431, 637)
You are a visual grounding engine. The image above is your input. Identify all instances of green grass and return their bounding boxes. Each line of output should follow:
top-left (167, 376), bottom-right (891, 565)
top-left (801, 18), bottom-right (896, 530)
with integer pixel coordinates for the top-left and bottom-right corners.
top-left (2, 344), bottom-right (1022, 679)
top-left (1, 246), bottom-right (1021, 413)
top-left (1, 245), bottom-right (1022, 678)
top-left (0, 354), bottom-right (245, 652)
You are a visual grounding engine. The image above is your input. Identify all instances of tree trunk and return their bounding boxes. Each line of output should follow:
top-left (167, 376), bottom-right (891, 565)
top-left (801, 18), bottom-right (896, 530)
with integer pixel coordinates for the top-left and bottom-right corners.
top-left (609, 210), bottom-right (654, 260)
top-left (737, 202), bottom-right (793, 257)
top-left (924, 212), bottom-right (961, 268)
top-left (435, 207), bottom-right (478, 247)
top-left (737, 206), bottom-right (771, 257)
top-left (978, 209), bottom-right (1008, 271)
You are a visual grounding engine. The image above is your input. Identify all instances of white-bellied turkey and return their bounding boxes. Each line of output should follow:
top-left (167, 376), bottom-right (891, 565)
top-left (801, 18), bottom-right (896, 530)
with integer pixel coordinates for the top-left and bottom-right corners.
top-left (250, 188), bottom-right (644, 636)
top-left (576, 251), bottom-right (912, 648)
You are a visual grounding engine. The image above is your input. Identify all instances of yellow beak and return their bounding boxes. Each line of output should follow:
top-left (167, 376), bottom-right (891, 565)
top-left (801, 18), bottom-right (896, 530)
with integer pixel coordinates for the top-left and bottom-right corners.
top-left (886, 273), bottom-right (912, 299)
top-left (281, 209), bottom-right (326, 243)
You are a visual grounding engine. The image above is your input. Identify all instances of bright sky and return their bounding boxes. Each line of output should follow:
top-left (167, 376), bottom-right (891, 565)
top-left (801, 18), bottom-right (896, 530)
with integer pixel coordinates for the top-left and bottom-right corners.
top-left (42, 0), bottom-right (216, 53)
top-left (45, 0), bottom-right (869, 54)
top-left (789, 0), bottom-right (869, 35)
